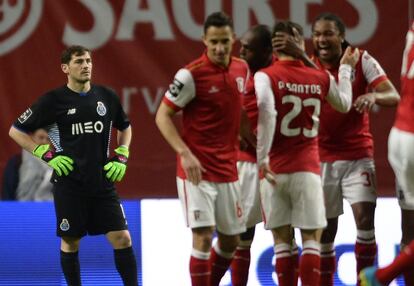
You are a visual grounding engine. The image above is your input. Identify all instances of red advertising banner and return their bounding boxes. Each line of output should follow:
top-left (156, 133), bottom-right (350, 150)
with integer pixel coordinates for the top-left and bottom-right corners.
top-left (0, 0), bottom-right (412, 198)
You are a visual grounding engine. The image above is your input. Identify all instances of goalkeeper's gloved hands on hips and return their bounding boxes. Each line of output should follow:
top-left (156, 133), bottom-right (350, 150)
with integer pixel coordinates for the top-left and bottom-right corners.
top-left (104, 145), bottom-right (129, 182)
top-left (33, 144), bottom-right (74, 176)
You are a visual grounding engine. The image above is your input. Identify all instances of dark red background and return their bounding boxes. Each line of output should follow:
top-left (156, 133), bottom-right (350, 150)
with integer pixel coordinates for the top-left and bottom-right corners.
top-left (0, 1), bottom-right (412, 198)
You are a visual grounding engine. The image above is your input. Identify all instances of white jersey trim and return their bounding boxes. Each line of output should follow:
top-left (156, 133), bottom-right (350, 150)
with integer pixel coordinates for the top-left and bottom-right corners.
top-left (361, 50), bottom-right (387, 86)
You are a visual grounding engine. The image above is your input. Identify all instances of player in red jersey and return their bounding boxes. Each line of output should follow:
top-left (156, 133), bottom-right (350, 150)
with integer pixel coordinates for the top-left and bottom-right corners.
top-left (229, 24), bottom-right (274, 286)
top-left (155, 12), bottom-right (249, 286)
top-left (309, 13), bottom-right (400, 286)
top-left (256, 20), bottom-right (358, 286)
top-left (360, 20), bottom-right (414, 286)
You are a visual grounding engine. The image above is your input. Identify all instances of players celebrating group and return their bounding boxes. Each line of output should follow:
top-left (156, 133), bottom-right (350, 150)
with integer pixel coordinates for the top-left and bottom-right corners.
top-left (156, 11), bottom-right (412, 286)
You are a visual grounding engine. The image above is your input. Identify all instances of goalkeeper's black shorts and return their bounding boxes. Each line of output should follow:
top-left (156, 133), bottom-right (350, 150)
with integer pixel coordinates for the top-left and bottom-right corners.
top-left (52, 185), bottom-right (128, 237)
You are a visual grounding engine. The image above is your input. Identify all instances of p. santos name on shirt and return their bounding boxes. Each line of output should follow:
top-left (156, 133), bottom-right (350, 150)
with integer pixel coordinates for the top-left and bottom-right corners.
top-left (278, 81), bottom-right (322, 95)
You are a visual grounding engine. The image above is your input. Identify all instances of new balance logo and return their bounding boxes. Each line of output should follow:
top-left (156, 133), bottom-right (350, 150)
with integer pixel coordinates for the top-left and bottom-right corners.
top-left (208, 86), bottom-right (219, 93)
top-left (72, 121), bottom-right (103, 135)
top-left (67, 108), bottom-right (76, 115)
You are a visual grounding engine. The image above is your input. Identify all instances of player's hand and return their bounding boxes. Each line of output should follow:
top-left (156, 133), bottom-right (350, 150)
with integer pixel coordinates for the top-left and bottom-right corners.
top-left (259, 163), bottom-right (277, 185)
top-left (33, 144), bottom-right (74, 176)
top-left (340, 46), bottom-right (360, 68)
top-left (104, 146), bottom-right (129, 182)
top-left (354, 93), bottom-right (376, 113)
top-left (180, 150), bottom-right (206, 185)
top-left (272, 31), bottom-right (304, 58)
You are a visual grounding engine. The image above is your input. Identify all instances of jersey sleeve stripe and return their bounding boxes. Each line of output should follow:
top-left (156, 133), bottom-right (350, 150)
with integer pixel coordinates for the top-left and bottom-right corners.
top-left (162, 97), bottom-right (182, 112)
top-left (368, 75), bottom-right (388, 90)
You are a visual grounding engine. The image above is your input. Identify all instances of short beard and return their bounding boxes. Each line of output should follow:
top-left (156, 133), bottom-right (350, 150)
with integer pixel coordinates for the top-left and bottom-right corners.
top-left (76, 78), bottom-right (90, 84)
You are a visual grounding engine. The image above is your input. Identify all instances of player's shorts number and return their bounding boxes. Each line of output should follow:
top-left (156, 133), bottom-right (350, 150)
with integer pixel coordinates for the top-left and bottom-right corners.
top-left (280, 95), bottom-right (321, 138)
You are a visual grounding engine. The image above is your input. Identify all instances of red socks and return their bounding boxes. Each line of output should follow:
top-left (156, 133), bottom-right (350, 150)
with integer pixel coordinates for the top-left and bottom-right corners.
top-left (210, 244), bottom-right (234, 286)
top-left (355, 229), bottom-right (377, 285)
top-left (190, 249), bottom-right (211, 286)
top-left (320, 243), bottom-right (336, 286)
top-left (300, 240), bottom-right (321, 286)
top-left (230, 247), bottom-right (251, 286)
top-left (376, 241), bottom-right (414, 285)
top-left (274, 243), bottom-right (294, 286)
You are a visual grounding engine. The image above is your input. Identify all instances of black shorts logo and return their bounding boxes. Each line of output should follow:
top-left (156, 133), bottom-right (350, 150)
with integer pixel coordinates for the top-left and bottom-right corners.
top-left (168, 78), bottom-right (184, 97)
top-left (60, 219), bottom-right (70, 231)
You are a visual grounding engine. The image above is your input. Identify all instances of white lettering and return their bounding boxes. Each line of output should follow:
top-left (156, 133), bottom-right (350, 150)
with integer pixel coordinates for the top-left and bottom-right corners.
top-left (60, 0), bottom-right (380, 49)
top-left (233, 0), bottom-right (276, 36)
top-left (142, 87), bottom-right (165, 114)
top-left (291, 0), bottom-right (377, 45)
top-left (345, 0), bottom-right (378, 44)
top-left (290, 0), bottom-right (322, 39)
top-left (116, 0), bottom-right (173, 40)
top-left (122, 87), bottom-right (165, 114)
top-left (122, 87), bottom-right (138, 114)
top-left (63, 0), bottom-right (114, 49)
top-left (172, 0), bottom-right (221, 40)
top-left (94, 121), bottom-right (104, 133)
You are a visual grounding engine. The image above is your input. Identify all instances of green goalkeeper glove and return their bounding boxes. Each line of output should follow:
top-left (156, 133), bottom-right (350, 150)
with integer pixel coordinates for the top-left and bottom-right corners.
top-left (104, 145), bottom-right (129, 182)
top-left (32, 144), bottom-right (74, 176)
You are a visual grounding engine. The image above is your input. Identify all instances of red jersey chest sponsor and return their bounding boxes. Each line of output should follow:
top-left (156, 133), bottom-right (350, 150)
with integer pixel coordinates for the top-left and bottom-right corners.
top-left (262, 60), bottom-right (329, 174)
top-left (178, 54), bottom-right (248, 182)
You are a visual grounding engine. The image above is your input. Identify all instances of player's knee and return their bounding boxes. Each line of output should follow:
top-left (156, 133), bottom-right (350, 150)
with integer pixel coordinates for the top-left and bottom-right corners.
top-left (217, 234), bottom-right (240, 252)
top-left (108, 231), bottom-right (132, 249)
top-left (61, 237), bottom-right (81, 252)
top-left (355, 214), bottom-right (375, 229)
top-left (192, 227), bottom-right (214, 251)
top-left (321, 226), bottom-right (337, 243)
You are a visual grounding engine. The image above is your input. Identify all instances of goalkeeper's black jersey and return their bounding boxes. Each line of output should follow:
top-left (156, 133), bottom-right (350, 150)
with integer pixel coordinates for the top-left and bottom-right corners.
top-left (13, 85), bottom-right (130, 196)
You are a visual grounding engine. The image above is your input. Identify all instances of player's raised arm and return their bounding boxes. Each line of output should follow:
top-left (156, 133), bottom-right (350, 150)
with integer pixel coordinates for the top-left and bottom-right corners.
top-left (325, 46), bottom-right (359, 113)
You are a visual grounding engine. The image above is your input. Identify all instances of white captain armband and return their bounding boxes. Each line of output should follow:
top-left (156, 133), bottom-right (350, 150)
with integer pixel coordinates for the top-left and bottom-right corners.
top-left (165, 68), bottom-right (196, 108)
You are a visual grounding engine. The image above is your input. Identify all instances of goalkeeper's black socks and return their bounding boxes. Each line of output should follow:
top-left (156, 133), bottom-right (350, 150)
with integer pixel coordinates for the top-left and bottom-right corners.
top-left (114, 246), bottom-right (138, 286)
top-left (60, 250), bottom-right (81, 286)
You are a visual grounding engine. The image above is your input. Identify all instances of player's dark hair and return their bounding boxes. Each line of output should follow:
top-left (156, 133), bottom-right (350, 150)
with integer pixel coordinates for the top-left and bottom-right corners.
top-left (312, 13), bottom-right (350, 49)
top-left (61, 45), bottom-right (91, 64)
top-left (273, 20), bottom-right (303, 38)
top-left (204, 12), bottom-right (233, 34)
top-left (251, 25), bottom-right (272, 50)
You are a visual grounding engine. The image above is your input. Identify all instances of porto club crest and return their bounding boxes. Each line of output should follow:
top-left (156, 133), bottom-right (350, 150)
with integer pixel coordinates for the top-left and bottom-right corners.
top-left (96, 101), bottom-right (107, 116)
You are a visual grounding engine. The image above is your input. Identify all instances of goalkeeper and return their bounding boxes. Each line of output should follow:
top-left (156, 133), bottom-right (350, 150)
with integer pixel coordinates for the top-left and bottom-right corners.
top-left (8, 45), bottom-right (137, 286)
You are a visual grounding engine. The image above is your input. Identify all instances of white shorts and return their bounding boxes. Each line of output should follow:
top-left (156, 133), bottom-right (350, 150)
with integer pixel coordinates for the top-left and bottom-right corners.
top-left (321, 158), bottom-right (377, 218)
top-left (237, 161), bottom-right (262, 228)
top-left (388, 127), bottom-right (414, 210)
top-left (177, 178), bottom-right (246, 235)
top-left (260, 172), bottom-right (327, 230)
